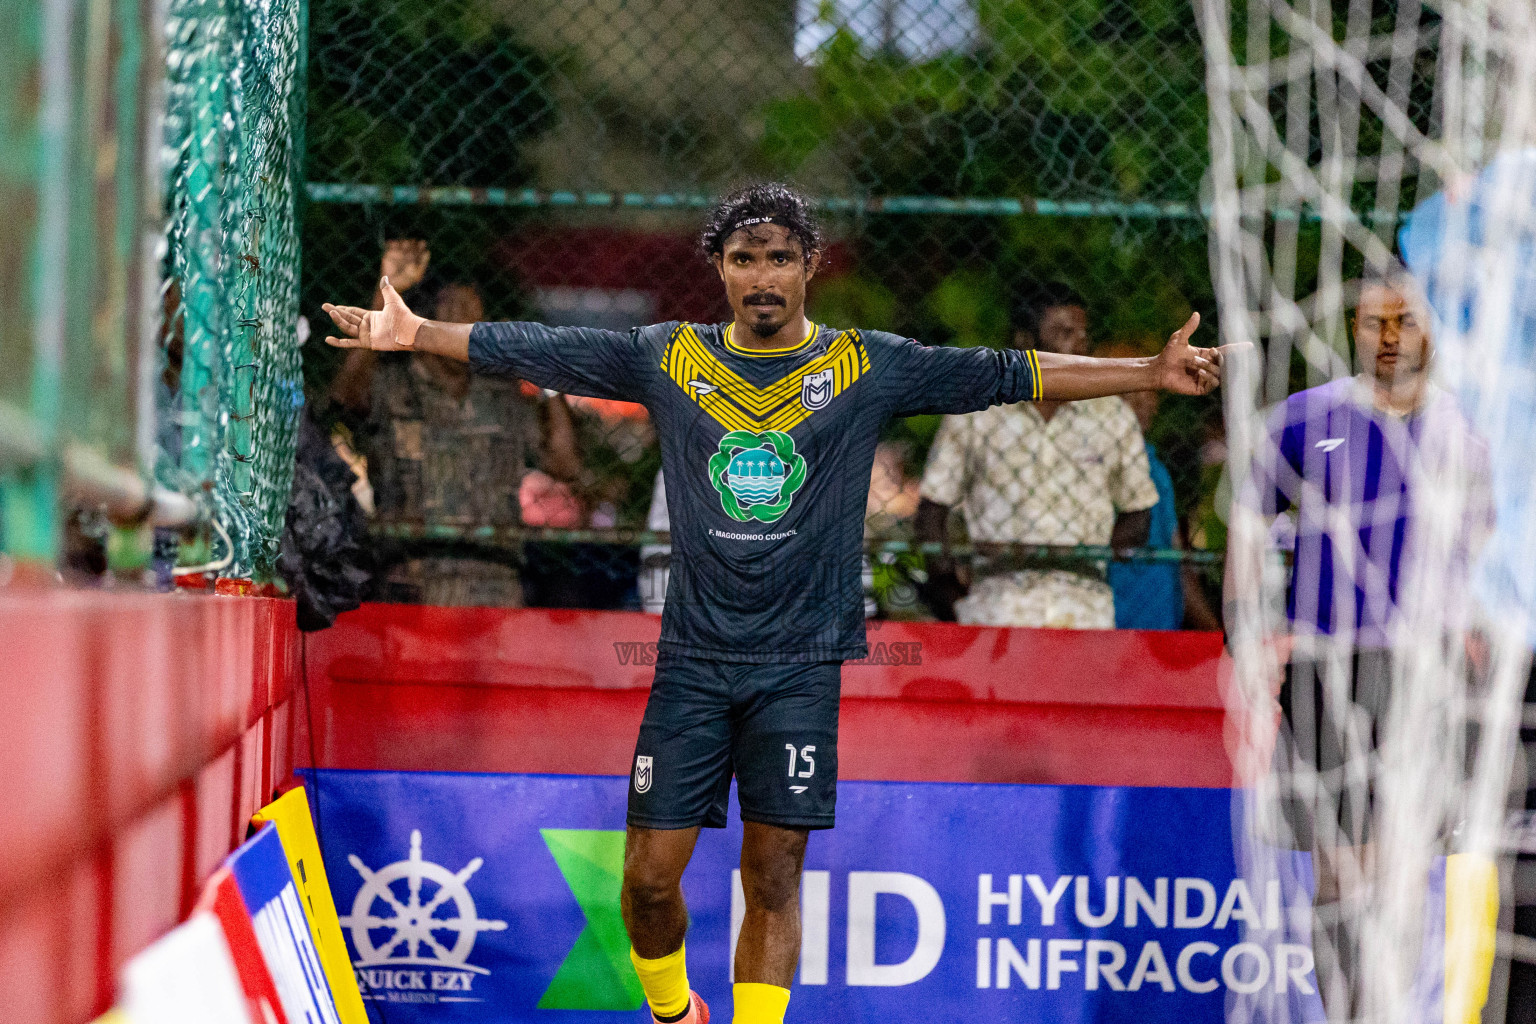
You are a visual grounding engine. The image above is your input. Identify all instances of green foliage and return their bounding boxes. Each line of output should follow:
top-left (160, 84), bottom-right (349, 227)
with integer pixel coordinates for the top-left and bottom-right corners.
top-left (808, 273), bottom-right (898, 332)
top-left (925, 268), bottom-right (1010, 349)
top-left (307, 0), bottom-right (554, 186)
top-left (302, 0), bottom-right (559, 406)
top-left (766, 0), bottom-right (1207, 203)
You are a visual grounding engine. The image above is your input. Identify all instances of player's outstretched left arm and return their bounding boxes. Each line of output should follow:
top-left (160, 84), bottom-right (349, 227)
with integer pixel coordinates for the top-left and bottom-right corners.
top-left (1037, 313), bottom-right (1234, 400)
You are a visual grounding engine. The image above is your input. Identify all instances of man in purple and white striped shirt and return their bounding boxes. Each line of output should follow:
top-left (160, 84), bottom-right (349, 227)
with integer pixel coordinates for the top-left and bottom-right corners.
top-left (1254, 264), bottom-right (1492, 1011)
top-left (1259, 268), bottom-right (1493, 651)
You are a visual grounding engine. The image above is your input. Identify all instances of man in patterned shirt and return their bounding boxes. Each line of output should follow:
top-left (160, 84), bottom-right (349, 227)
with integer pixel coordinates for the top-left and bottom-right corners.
top-left (916, 284), bottom-right (1160, 629)
top-left (321, 184), bottom-right (1231, 1024)
top-left (330, 241), bottom-right (582, 607)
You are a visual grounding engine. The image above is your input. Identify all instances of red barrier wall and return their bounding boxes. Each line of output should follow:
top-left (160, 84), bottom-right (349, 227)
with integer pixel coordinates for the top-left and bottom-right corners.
top-left (0, 590), bottom-right (299, 1024)
top-left (1, 596), bottom-right (1231, 1024)
top-left (302, 604), bottom-right (1232, 788)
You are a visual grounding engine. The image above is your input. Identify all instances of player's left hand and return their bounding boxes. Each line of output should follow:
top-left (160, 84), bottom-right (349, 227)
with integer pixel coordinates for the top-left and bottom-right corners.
top-left (1150, 313), bottom-right (1228, 396)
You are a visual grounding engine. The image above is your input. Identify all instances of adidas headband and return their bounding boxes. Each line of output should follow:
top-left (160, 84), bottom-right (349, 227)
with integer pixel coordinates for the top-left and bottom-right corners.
top-left (725, 214), bottom-right (790, 237)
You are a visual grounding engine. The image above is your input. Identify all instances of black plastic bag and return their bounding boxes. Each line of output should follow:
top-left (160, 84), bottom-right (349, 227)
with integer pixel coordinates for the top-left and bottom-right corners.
top-left (277, 410), bottom-right (372, 631)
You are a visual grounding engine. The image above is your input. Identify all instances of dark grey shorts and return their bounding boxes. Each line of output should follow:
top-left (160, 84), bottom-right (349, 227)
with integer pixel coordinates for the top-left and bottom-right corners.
top-left (1270, 649), bottom-right (1465, 850)
top-left (627, 654), bottom-right (841, 831)
top-left (1271, 651), bottom-right (1392, 849)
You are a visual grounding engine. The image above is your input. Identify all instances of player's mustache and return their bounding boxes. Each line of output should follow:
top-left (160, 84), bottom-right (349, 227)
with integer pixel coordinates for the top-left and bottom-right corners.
top-left (744, 293), bottom-right (786, 306)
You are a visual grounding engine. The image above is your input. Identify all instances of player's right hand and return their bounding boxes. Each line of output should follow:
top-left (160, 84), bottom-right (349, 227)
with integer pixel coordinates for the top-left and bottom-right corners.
top-left (323, 277), bottom-right (425, 351)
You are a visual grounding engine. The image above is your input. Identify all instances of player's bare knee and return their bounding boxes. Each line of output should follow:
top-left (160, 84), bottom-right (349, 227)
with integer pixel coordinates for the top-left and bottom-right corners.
top-left (741, 865), bottom-right (800, 916)
top-left (621, 859), bottom-right (683, 913)
top-left (740, 824), bottom-right (809, 914)
top-left (621, 826), bottom-right (698, 909)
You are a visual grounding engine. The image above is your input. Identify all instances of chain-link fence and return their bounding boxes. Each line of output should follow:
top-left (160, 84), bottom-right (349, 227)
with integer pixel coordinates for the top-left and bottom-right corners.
top-left (300, 0), bottom-right (1228, 626)
top-left (160, 0), bottom-right (305, 579)
top-left (0, 1), bottom-right (1479, 627)
top-left (0, 0), bottom-right (304, 584)
top-left (1, 0), bottom-right (154, 564)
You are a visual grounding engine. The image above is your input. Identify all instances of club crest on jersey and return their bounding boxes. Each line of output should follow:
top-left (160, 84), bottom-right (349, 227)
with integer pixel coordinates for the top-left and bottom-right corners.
top-left (708, 429), bottom-right (808, 524)
top-left (800, 368), bottom-right (834, 411)
top-left (634, 755), bottom-right (653, 793)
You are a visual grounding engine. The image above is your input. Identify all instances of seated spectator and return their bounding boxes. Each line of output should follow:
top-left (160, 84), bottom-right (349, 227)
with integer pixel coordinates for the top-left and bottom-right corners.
top-left (914, 283), bottom-right (1158, 629)
top-left (330, 240), bottom-right (581, 607)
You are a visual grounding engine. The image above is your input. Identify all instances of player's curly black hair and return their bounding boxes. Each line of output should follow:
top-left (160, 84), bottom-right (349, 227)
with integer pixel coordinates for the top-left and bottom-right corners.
top-left (699, 182), bottom-right (823, 263)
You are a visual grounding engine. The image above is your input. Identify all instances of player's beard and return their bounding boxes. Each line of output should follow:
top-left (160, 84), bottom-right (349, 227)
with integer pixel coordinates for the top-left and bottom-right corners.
top-left (750, 317), bottom-right (785, 338)
top-left (746, 301), bottom-right (790, 337)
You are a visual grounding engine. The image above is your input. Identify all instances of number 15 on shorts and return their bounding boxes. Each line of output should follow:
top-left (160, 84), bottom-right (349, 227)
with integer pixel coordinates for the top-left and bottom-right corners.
top-left (786, 744), bottom-right (816, 778)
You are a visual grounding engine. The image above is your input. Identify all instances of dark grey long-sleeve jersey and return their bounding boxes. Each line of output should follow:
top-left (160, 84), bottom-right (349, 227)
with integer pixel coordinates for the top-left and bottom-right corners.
top-left (471, 320), bottom-right (1041, 662)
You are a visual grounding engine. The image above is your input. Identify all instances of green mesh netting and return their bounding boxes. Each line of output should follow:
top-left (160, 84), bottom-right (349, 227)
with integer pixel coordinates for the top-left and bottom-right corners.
top-left (161, 0), bottom-right (305, 578)
top-left (1, 0), bottom-right (149, 562)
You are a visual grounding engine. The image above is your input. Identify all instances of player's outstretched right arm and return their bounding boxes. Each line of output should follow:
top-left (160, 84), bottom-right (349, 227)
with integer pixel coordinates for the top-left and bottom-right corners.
top-left (324, 276), bottom-right (466, 360)
top-left (324, 277), bottom-right (650, 403)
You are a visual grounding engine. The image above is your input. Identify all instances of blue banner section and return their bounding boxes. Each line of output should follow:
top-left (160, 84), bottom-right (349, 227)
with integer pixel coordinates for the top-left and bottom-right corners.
top-left (227, 823), bottom-right (295, 912)
top-left (307, 770), bottom-right (1337, 1022)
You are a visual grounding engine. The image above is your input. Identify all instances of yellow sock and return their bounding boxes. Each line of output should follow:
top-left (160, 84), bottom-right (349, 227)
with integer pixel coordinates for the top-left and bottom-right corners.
top-left (1444, 853), bottom-right (1498, 1024)
top-left (733, 983), bottom-right (791, 1024)
top-left (630, 944), bottom-right (691, 1020)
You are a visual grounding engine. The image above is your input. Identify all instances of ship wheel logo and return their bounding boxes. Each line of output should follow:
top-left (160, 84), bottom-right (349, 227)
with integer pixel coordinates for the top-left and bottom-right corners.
top-left (338, 829), bottom-right (508, 974)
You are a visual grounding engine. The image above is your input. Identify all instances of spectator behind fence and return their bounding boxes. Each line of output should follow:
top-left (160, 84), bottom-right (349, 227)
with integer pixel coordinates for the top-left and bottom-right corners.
top-left (330, 240), bottom-right (582, 607)
top-left (865, 441), bottom-right (922, 617)
top-left (866, 440), bottom-right (922, 528)
top-left (1107, 387), bottom-right (1184, 629)
top-left (914, 283), bottom-right (1159, 629)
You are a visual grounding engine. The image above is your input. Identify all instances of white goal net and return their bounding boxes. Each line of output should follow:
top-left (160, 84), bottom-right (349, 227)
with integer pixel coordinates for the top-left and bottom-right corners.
top-left (1200, 0), bottom-right (1536, 1020)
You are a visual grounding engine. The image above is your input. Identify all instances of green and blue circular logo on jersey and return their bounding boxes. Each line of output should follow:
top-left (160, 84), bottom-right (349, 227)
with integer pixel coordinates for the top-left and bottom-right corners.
top-left (708, 429), bottom-right (807, 523)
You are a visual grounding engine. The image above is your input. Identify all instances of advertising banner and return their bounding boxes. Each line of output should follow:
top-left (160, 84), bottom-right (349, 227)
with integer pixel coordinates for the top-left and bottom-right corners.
top-left (227, 823), bottom-right (343, 1024)
top-left (194, 867), bottom-right (290, 1024)
top-left (253, 787), bottom-right (372, 1024)
top-left (119, 913), bottom-right (256, 1024)
top-left (305, 770), bottom-right (1394, 1022)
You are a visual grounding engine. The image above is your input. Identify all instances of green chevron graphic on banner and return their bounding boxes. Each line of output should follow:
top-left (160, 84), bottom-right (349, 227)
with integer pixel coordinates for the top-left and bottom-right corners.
top-left (537, 829), bottom-right (645, 1010)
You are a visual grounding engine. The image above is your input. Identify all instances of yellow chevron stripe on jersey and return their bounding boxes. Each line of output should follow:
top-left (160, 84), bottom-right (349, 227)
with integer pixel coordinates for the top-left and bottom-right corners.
top-left (675, 325), bottom-right (858, 413)
top-left (662, 323), bottom-right (869, 433)
top-left (1025, 348), bottom-right (1043, 401)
